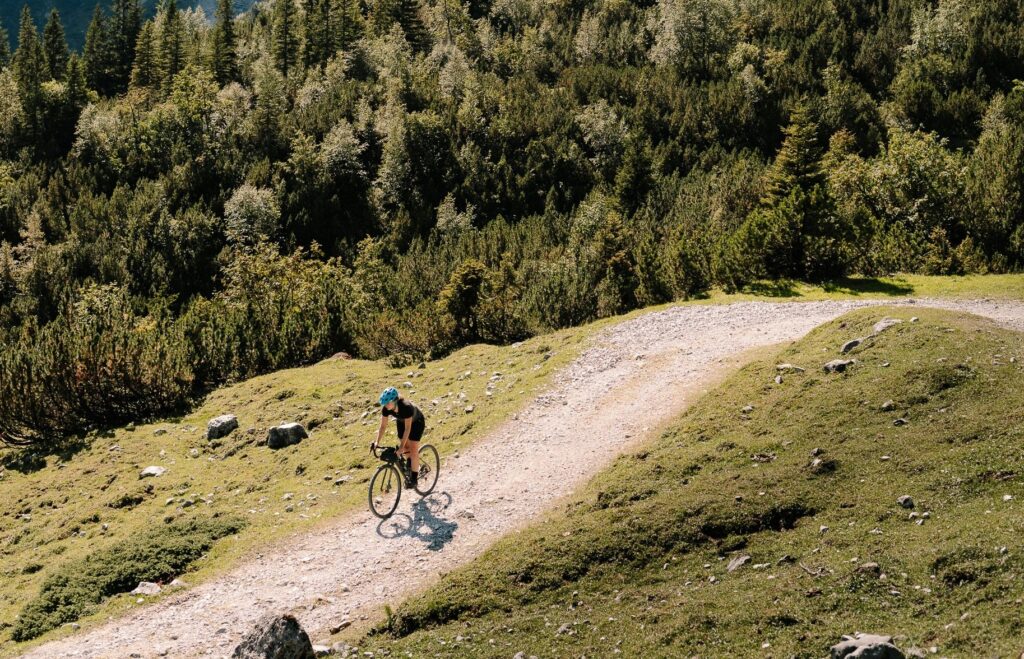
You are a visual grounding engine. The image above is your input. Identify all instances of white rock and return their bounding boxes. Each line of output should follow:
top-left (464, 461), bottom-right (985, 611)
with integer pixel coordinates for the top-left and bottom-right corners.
top-left (139, 466), bottom-right (167, 479)
top-left (131, 582), bottom-right (162, 596)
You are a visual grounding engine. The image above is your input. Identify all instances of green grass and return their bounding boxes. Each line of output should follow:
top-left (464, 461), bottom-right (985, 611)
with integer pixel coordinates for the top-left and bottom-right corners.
top-left (0, 329), bottom-right (586, 655)
top-left (12, 516), bottom-right (245, 641)
top-left (356, 307), bottom-right (1024, 658)
top-left (1, 273), bottom-right (1023, 655)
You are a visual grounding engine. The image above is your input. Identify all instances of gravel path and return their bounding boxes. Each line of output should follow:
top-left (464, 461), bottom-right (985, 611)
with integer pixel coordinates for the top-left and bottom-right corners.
top-left (22, 298), bottom-right (1024, 659)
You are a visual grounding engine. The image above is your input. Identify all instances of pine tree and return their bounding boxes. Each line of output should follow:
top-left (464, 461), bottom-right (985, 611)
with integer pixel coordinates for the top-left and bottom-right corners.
top-left (272, 0), bottom-right (299, 77)
top-left (12, 6), bottom-right (45, 136)
top-left (130, 21), bottom-right (157, 88)
top-left (83, 4), bottom-right (113, 94)
top-left (0, 25), bottom-right (10, 68)
top-left (331, 0), bottom-right (363, 52)
top-left (159, 0), bottom-right (184, 88)
top-left (371, 0), bottom-right (428, 52)
top-left (110, 0), bottom-right (142, 92)
top-left (42, 9), bottom-right (69, 81)
top-left (65, 54), bottom-right (88, 108)
top-left (210, 0), bottom-right (238, 84)
top-left (302, 0), bottom-right (333, 69)
top-left (762, 100), bottom-right (825, 204)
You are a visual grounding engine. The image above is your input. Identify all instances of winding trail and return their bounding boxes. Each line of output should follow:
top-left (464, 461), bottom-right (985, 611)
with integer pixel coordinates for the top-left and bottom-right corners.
top-left (23, 298), bottom-right (1024, 659)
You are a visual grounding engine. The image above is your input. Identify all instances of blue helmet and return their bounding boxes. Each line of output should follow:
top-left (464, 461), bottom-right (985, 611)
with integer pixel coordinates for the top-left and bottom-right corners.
top-left (379, 387), bottom-right (399, 406)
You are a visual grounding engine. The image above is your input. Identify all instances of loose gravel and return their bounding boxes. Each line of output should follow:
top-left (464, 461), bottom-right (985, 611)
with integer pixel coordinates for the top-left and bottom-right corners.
top-left (21, 298), bottom-right (1024, 659)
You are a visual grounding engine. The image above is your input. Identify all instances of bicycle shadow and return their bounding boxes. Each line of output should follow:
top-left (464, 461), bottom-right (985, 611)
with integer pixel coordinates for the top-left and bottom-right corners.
top-left (376, 492), bottom-right (459, 551)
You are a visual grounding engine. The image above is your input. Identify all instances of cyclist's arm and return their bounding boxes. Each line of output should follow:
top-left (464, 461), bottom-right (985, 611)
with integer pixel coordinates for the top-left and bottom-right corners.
top-left (374, 415), bottom-right (387, 446)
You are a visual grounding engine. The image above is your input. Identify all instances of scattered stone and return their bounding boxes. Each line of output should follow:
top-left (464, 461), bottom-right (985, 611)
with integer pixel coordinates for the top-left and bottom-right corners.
top-left (830, 632), bottom-right (906, 659)
top-left (207, 415), bottom-right (239, 440)
top-left (232, 614), bottom-right (315, 659)
top-left (727, 555), bottom-right (751, 572)
top-left (189, 448), bottom-right (200, 458)
top-left (824, 359), bottom-right (856, 373)
top-left (897, 495), bottom-right (915, 509)
top-left (131, 582), bottom-right (162, 596)
top-left (556, 623), bottom-right (573, 635)
top-left (329, 620), bottom-right (352, 634)
top-left (910, 317), bottom-right (919, 323)
top-left (893, 418), bottom-right (908, 427)
top-left (169, 579), bottom-right (188, 588)
top-left (464, 405), bottom-right (475, 414)
top-left (856, 562), bottom-right (881, 577)
top-left (872, 318), bottom-right (903, 335)
top-left (312, 645), bottom-right (331, 657)
top-left (820, 525), bottom-right (829, 534)
top-left (153, 428), bottom-right (168, 436)
top-left (774, 375), bottom-right (783, 384)
top-left (811, 447), bottom-right (824, 456)
top-left (139, 466), bottom-right (167, 479)
top-left (776, 363), bottom-right (806, 373)
top-left (840, 338), bottom-right (864, 354)
top-left (810, 457), bottom-right (837, 474)
top-left (1004, 494), bottom-right (1014, 502)
top-left (267, 423), bottom-right (308, 449)
top-left (881, 400), bottom-right (895, 411)
top-left (333, 476), bottom-right (351, 486)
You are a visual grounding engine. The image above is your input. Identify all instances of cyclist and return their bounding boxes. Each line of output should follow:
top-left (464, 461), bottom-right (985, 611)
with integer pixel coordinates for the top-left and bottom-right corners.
top-left (373, 387), bottom-right (425, 489)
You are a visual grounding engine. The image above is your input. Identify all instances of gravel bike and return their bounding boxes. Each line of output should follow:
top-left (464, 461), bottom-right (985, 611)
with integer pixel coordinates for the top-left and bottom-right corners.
top-left (368, 442), bottom-right (440, 518)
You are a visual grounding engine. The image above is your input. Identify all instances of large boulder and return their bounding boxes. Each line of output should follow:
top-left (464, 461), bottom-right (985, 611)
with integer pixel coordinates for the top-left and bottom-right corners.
top-left (267, 423), bottom-right (308, 449)
top-left (231, 614), bottom-right (315, 659)
top-left (831, 633), bottom-right (905, 659)
top-left (207, 414), bottom-right (239, 440)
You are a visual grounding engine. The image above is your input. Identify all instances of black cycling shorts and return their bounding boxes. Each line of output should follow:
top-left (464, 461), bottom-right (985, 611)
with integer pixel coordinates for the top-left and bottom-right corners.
top-left (398, 418), bottom-right (425, 443)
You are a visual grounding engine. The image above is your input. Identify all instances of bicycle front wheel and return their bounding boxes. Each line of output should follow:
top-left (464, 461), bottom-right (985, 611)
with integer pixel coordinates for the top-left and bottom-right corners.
top-left (415, 444), bottom-right (440, 496)
top-left (369, 464), bottom-right (402, 518)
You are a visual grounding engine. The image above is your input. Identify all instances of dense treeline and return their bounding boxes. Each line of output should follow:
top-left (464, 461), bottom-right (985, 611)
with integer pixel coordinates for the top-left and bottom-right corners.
top-left (1, 0), bottom-right (1023, 447)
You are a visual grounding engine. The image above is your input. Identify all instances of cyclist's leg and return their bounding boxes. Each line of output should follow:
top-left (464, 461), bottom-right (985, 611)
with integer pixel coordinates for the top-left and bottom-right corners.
top-left (409, 420), bottom-right (425, 474)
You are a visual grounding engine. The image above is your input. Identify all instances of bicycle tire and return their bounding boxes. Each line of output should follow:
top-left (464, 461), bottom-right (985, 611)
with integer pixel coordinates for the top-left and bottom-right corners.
top-left (369, 463), bottom-right (402, 518)
top-left (414, 444), bottom-right (440, 496)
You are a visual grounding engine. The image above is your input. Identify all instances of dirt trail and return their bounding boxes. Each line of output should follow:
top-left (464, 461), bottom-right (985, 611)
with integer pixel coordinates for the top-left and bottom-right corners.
top-left (22, 298), bottom-right (1024, 658)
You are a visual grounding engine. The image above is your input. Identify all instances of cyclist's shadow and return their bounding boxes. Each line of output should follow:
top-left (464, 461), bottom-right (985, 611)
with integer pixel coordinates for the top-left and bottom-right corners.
top-left (376, 492), bottom-right (458, 551)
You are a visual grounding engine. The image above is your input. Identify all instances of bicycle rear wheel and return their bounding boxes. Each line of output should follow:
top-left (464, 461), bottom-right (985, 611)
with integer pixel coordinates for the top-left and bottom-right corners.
top-left (415, 444), bottom-right (440, 496)
top-left (369, 464), bottom-right (402, 518)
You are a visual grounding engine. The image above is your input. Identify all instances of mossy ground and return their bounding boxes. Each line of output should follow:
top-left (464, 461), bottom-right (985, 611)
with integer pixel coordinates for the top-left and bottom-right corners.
top-left (358, 307), bottom-right (1024, 658)
top-left (1, 274), bottom-right (1022, 655)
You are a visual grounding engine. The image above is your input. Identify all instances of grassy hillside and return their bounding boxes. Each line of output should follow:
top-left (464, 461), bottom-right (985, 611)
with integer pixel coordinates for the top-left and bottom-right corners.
top-left (357, 307), bottom-right (1024, 658)
top-left (1, 274), bottom-right (1022, 653)
top-left (0, 327), bottom-right (584, 653)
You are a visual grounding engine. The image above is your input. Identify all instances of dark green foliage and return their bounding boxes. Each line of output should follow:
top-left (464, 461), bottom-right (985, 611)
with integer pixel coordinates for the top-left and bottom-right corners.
top-left (271, 0), bottom-right (299, 77)
top-left (41, 9), bottom-right (68, 81)
top-left (4, 0), bottom-right (1024, 452)
top-left (210, 0), bottom-right (238, 84)
top-left (158, 0), bottom-right (183, 88)
top-left (108, 0), bottom-right (142, 93)
top-left (83, 4), bottom-right (113, 94)
top-left (12, 6), bottom-right (45, 136)
top-left (129, 20), bottom-right (156, 88)
top-left (11, 516), bottom-right (245, 641)
top-left (0, 25), bottom-right (9, 67)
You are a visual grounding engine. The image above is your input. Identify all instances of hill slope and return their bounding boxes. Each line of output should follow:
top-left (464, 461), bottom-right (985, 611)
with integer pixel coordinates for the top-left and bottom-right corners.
top-left (361, 307), bottom-right (1024, 657)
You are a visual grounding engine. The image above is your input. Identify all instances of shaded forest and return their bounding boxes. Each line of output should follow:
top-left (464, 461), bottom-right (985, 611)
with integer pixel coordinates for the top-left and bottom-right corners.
top-left (1, 0), bottom-right (1023, 447)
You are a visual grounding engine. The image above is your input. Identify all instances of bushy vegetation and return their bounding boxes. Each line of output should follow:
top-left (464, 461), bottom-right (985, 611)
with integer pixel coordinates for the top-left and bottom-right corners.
top-left (359, 308), bottom-right (1024, 656)
top-left (11, 515), bottom-right (244, 641)
top-left (2, 0), bottom-right (1024, 448)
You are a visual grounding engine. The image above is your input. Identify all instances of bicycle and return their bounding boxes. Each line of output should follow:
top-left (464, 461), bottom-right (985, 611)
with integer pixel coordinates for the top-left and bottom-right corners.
top-left (368, 442), bottom-right (440, 518)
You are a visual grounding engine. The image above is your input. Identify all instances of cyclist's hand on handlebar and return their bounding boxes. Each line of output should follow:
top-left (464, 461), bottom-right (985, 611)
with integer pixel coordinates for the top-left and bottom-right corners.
top-left (369, 441), bottom-right (377, 454)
